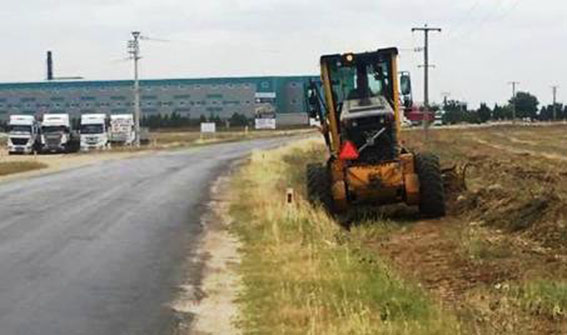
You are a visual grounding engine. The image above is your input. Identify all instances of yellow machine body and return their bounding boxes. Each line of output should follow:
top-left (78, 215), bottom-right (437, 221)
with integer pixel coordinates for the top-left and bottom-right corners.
top-left (319, 48), bottom-right (420, 212)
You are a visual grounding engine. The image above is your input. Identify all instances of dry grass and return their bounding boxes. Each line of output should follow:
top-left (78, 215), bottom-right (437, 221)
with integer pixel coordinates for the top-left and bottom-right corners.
top-left (0, 161), bottom-right (47, 176)
top-left (149, 128), bottom-right (315, 149)
top-left (230, 139), bottom-right (460, 334)
top-left (230, 124), bottom-right (567, 334)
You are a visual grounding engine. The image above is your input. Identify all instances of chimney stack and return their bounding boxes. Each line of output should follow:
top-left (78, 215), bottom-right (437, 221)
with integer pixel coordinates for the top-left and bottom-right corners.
top-left (47, 51), bottom-right (53, 81)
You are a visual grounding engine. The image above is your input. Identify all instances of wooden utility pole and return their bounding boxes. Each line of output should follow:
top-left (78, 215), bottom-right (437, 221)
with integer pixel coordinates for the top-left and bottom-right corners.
top-left (412, 24), bottom-right (441, 139)
top-left (552, 85), bottom-right (559, 121)
top-left (508, 81), bottom-right (519, 123)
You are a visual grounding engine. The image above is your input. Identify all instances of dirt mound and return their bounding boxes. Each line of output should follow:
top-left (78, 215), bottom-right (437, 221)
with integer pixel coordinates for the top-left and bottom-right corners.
top-left (485, 192), bottom-right (558, 232)
top-left (379, 220), bottom-right (515, 304)
top-left (455, 182), bottom-right (567, 251)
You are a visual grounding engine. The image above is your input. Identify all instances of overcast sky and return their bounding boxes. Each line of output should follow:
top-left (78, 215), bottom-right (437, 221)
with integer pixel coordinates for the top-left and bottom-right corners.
top-left (0, 0), bottom-right (564, 108)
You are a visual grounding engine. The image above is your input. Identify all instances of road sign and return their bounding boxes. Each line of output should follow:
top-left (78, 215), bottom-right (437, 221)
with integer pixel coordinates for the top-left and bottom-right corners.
top-left (255, 118), bottom-right (276, 130)
top-left (200, 122), bottom-right (216, 133)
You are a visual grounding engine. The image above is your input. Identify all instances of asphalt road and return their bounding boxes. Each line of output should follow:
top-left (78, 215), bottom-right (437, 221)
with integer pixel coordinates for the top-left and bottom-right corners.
top-left (0, 138), bottom-right (288, 335)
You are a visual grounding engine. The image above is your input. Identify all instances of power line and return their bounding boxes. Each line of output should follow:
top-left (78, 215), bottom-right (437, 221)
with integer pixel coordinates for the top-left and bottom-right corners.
top-left (445, 0), bottom-right (482, 36)
top-left (442, 0), bottom-right (521, 46)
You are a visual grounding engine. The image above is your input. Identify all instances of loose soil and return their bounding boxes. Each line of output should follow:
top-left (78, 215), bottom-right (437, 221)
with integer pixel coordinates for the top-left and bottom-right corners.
top-left (368, 125), bottom-right (567, 334)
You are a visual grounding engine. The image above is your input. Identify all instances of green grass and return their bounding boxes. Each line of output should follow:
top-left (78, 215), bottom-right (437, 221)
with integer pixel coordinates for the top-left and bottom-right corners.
top-left (512, 280), bottom-right (567, 320)
top-left (0, 161), bottom-right (47, 176)
top-left (229, 140), bottom-right (461, 334)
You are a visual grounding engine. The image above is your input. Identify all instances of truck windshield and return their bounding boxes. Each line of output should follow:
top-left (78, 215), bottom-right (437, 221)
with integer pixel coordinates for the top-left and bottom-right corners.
top-left (81, 124), bottom-right (104, 134)
top-left (42, 126), bottom-right (68, 134)
top-left (9, 125), bottom-right (32, 133)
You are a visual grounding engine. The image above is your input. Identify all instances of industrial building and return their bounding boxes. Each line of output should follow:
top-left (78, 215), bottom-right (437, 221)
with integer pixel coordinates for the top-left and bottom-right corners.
top-left (0, 75), bottom-right (318, 124)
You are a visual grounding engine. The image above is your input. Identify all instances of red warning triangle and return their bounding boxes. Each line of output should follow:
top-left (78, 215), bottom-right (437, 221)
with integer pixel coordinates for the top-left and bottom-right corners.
top-left (339, 141), bottom-right (359, 160)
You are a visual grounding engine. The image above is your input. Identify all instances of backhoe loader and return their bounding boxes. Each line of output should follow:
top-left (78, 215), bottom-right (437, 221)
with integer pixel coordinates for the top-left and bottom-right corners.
top-left (306, 48), bottom-right (445, 217)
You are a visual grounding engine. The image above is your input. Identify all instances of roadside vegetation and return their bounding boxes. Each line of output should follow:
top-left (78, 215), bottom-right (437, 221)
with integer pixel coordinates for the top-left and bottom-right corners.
top-left (0, 161), bottom-right (47, 176)
top-left (229, 140), bottom-right (460, 334)
top-left (230, 124), bottom-right (567, 334)
top-left (149, 128), bottom-right (313, 149)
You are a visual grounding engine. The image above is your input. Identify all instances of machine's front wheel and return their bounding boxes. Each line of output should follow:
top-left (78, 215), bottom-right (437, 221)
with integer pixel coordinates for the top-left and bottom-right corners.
top-left (416, 153), bottom-right (446, 218)
top-left (306, 163), bottom-right (333, 212)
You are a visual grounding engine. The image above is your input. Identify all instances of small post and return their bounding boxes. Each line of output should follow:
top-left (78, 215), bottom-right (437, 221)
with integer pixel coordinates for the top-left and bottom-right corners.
top-left (286, 188), bottom-right (294, 206)
top-left (285, 187), bottom-right (296, 219)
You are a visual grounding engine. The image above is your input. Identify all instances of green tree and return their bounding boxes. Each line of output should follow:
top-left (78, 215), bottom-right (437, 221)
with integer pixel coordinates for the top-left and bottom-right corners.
top-left (477, 103), bottom-right (492, 123)
top-left (229, 113), bottom-right (249, 127)
top-left (442, 100), bottom-right (467, 124)
top-left (541, 103), bottom-right (564, 121)
top-left (510, 91), bottom-right (539, 120)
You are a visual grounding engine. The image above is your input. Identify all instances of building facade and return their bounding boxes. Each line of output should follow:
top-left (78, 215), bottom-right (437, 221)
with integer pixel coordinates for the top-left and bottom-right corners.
top-left (0, 75), bottom-right (318, 122)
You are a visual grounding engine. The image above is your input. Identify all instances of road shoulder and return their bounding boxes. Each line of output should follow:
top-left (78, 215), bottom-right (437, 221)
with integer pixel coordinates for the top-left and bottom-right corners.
top-left (171, 169), bottom-right (242, 335)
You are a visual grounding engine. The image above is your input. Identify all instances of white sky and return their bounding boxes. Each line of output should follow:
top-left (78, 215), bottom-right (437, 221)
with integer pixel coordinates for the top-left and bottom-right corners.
top-left (0, 0), bottom-right (564, 108)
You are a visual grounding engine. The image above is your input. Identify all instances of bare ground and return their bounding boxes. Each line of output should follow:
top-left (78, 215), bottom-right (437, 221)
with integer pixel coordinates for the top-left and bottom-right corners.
top-left (366, 125), bottom-right (567, 333)
top-left (172, 172), bottom-right (241, 335)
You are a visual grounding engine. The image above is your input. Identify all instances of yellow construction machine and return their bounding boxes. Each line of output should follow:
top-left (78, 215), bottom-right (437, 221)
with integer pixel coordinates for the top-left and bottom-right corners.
top-left (306, 48), bottom-right (446, 217)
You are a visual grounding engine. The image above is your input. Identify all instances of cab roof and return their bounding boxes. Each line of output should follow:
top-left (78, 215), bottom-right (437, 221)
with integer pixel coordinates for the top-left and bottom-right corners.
top-left (320, 47), bottom-right (398, 65)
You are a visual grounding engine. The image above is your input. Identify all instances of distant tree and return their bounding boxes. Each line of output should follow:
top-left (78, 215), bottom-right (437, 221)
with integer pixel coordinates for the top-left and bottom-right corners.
top-left (442, 100), bottom-right (467, 124)
top-left (229, 113), bottom-right (249, 127)
top-left (510, 91), bottom-right (539, 120)
top-left (540, 103), bottom-right (564, 121)
top-left (429, 104), bottom-right (441, 112)
top-left (539, 106), bottom-right (550, 121)
top-left (477, 103), bottom-right (492, 123)
top-left (199, 114), bottom-right (207, 123)
top-left (493, 104), bottom-right (512, 120)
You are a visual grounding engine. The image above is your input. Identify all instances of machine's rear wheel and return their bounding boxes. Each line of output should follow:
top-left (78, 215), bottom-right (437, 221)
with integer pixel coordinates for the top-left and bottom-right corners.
top-left (416, 153), bottom-right (446, 218)
top-left (306, 163), bottom-right (333, 212)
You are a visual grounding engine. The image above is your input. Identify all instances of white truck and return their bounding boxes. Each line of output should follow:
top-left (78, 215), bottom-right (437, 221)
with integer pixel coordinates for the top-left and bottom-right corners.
top-left (7, 115), bottom-right (40, 155)
top-left (109, 114), bottom-right (135, 146)
top-left (80, 114), bottom-right (109, 151)
top-left (40, 113), bottom-right (80, 153)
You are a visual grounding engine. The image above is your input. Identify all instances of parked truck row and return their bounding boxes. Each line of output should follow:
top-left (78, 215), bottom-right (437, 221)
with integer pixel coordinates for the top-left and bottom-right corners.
top-left (6, 113), bottom-right (142, 155)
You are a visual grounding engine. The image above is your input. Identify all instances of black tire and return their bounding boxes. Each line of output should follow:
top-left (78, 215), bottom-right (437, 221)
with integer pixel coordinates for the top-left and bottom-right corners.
top-left (415, 153), bottom-right (446, 218)
top-left (306, 163), bottom-right (333, 212)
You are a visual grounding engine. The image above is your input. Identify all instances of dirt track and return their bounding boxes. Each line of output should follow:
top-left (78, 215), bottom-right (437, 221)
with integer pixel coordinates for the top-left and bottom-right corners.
top-left (371, 125), bottom-right (567, 334)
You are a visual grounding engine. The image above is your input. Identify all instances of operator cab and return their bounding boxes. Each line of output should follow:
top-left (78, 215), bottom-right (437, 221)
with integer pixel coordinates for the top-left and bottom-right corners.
top-left (321, 49), bottom-right (402, 163)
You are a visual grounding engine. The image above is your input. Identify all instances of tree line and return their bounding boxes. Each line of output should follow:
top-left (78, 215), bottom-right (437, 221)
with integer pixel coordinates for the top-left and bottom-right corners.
top-left (437, 91), bottom-right (566, 124)
top-left (140, 112), bottom-right (252, 129)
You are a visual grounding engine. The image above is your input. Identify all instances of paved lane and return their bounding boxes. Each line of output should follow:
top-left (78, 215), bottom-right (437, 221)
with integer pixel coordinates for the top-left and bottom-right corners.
top-left (0, 138), bottom-right (287, 335)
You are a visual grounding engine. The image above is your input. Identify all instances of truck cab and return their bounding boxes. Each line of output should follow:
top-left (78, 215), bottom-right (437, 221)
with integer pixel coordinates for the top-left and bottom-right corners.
top-left (7, 115), bottom-right (40, 155)
top-left (109, 114), bottom-right (136, 146)
top-left (41, 114), bottom-right (79, 153)
top-left (80, 114), bottom-right (109, 151)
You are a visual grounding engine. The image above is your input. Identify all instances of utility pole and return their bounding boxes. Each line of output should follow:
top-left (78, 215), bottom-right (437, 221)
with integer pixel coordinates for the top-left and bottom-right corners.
top-left (508, 81), bottom-right (519, 124)
top-left (441, 92), bottom-right (451, 107)
top-left (128, 31), bottom-right (142, 147)
top-left (552, 85), bottom-right (559, 121)
top-left (412, 24), bottom-right (441, 139)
